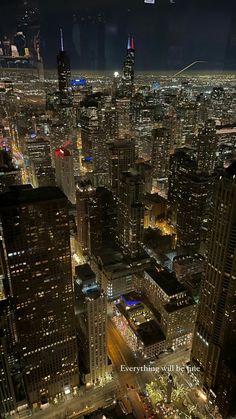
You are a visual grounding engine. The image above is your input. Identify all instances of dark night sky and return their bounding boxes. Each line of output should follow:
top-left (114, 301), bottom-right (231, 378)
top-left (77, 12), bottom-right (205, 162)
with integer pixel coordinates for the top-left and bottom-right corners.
top-left (1, 0), bottom-right (236, 71)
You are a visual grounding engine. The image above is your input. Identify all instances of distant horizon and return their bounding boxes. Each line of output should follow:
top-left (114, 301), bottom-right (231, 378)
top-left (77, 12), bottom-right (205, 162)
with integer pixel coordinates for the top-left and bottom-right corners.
top-left (2, 67), bottom-right (236, 74)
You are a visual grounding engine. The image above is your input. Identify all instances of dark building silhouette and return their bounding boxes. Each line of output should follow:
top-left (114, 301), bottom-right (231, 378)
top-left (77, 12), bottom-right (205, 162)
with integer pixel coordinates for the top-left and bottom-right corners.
top-left (0, 187), bottom-right (79, 406)
top-left (122, 35), bottom-right (135, 98)
top-left (191, 162), bottom-right (236, 402)
top-left (57, 29), bottom-right (72, 106)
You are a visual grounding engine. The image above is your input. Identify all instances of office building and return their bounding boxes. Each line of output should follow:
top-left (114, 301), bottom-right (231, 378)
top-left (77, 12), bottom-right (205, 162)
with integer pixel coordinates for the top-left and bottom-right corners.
top-left (57, 29), bottom-right (72, 107)
top-left (116, 97), bottom-right (132, 138)
top-left (88, 187), bottom-right (116, 255)
top-left (195, 119), bottom-right (218, 175)
top-left (0, 150), bottom-right (22, 193)
top-left (216, 358), bottom-right (236, 419)
top-left (0, 300), bottom-right (17, 418)
top-left (108, 139), bottom-right (135, 197)
top-left (151, 126), bottom-right (171, 193)
top-left (91, 248), bottom-right (152, 300)
top-left (55, 147), bottom-right (76, 204)
top-left (191, 162), bottom-right (236, 399)
top-left (26, 137), bottom-right (55, 187)
top-left (122, 35), bottom-right (135, 98)
top-left (0, 187), bottom-right (79, 405)
top-left (113, 291), bottom-right (166, 358)
top-left (76, 179), bottom-right (96, 257)
top-left (131, 93), bottom-right (156, 160)
top-left (80, 95), bottom-right (99, 166)
top-left (117, 169), bottom-right (144, 259)
top-left (75, 264), bottom-right (111, 385)
top-left (142, 266), bottom-right (197, 349)
top-left (169, 148), bottom-right (216, 254)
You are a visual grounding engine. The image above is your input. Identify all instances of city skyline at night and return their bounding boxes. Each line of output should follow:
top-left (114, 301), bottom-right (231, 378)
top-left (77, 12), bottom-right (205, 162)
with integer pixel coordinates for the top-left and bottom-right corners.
top-left (0, 1), bottom-right (236, 419)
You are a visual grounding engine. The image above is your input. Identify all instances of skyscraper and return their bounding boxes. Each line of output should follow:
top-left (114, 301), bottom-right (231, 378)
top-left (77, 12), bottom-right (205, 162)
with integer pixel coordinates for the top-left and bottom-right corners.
top-left (122, 35), bottom-right (135, 98)
top-left (57, 29), bottom-right (72, 107)
top-left (195, 119), bottom-right (218, 175)
top-left (55, 147), bottom-right (76, 205)
top-left (76, 179), bottom-right (96, 257)
top-left (88, 187), bottom-right (116, 255)
top-left (26, 137), bottom-right (55, 188)
top-left (80, 95), bottom-right (99, 165)
top-left (108, 139), bottom-right (135, 197)
top-left (191, 161), bottom-right (236, 400)
top-left (75, 264), bottom-right (110, 386)
top-left (169, 148), bottom-right (216, 254)
top-left (117, 169), bottom-right (144, 259)
top-left (0, 187), bottom-right (79, 406)
top-left (151, 126), bottom-right (171, 192)
top-left (0, 300), bottom-right (17, 417)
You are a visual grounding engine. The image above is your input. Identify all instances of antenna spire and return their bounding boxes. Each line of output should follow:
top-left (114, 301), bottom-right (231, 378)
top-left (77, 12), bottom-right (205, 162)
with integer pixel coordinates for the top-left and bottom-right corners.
top-left (60, 28), bottom-right (64, 51)
top-left (131, 35), bottom-right (135, 50)
top-left (127, 35), bottom-right (131, 50)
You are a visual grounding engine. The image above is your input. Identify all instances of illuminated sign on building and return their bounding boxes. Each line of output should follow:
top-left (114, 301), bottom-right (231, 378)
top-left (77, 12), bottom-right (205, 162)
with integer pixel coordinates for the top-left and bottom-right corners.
top-left (70, 79), bottom-right (87, 87)
top-left (121, 295), bottom-right (141, 307)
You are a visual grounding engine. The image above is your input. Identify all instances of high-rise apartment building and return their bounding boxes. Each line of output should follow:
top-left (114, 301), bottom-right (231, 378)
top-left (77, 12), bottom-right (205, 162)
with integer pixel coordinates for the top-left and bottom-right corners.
top-left (0, 186), bottom-right (79, 405)
top-left (191, 162), bottom-right (236, 400)
top-left (195, 119), bottom-right (218, 175)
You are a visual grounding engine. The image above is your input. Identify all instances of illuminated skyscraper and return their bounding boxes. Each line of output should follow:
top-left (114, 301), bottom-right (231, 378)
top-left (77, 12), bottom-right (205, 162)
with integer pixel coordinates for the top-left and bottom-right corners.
top-left (108, 139), bottom-right (135, 197)
top-left (116, 97), bottom-right (132, 138)
top-left (0, 300), bottom-right (17, 417)
top-left (122, 35), bottom-right (135, 97)
top-left (131, 93), bottom-right (155, 160)
top-left (26, 138), bottom-right (55, 187)
top-left (80, 95), bottom-right (99, 165)
top-left (0, 187), bottom-right (79, 406)
top-left (57, 29), bottom-right (72, 107)
top-left (169, 148), bottom-right (216, 254)
top-left (88, 187), bottom-right (116, 255)
top-left (117, 169), bottom-right (144, 259)
top-left (191, 162), bottom-right (236, 401)
top-left (196, 119), bottom-right (218, 175)
top-left (75, 264), bottom-right (110, 385)
top-left (151, 126), bottom-right (171, 192)
top-left (76, 179), bottom-right (96, 257)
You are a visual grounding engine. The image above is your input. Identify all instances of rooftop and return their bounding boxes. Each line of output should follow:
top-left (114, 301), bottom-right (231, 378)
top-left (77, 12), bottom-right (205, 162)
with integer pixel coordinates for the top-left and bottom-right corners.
top-left (0, 186), bottom-right (67, 209)
top-left (145, 266), bottom-right (186, 296)
top-left (137, 319), bottom-right (165, 346)
top-left (117, 292), bottom-right (165, 346)
top-left (75, 263), bottom-right (96, 283)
